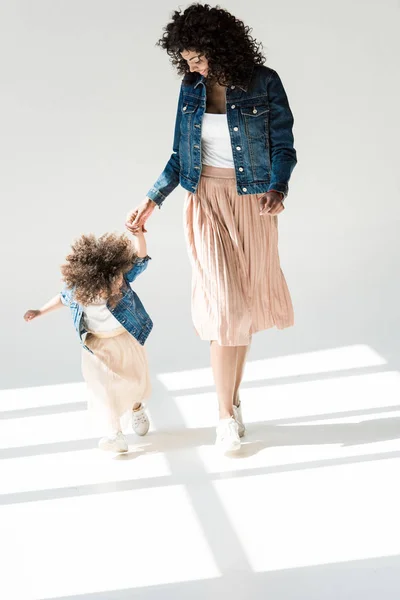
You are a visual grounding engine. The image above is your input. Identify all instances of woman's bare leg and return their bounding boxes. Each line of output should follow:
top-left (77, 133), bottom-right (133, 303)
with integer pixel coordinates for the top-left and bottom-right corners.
top-left (210, 342), bottom-right (238, 419)
top-left (233, 341), bottom-right (251, 406)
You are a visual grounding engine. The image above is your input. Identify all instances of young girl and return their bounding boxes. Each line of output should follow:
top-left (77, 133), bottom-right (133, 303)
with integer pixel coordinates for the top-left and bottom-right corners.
top-left (24, 230), bottom-right (152, 453)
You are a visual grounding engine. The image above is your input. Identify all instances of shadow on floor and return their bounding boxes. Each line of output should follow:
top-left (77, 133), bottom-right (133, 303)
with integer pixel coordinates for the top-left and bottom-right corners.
top-left (2, 410), bottom-right (400, 506)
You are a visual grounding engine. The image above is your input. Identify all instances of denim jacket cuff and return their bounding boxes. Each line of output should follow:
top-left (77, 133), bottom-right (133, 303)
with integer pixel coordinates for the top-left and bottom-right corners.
top-left (146, 188), bottom-right (165, 208)
top-left (267, 182), bottom-right (289, 198)
top-left (134, 255), bottom-right (151, 264)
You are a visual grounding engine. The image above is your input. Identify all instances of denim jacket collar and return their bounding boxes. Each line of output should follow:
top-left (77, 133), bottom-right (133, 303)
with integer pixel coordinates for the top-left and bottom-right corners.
top-left (191, 66), bottom-right (254, 92)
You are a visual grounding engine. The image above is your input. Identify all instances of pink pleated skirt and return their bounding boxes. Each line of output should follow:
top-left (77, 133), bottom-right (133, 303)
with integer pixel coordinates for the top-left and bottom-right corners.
top-left (184, 165), bottom-right (294, 346)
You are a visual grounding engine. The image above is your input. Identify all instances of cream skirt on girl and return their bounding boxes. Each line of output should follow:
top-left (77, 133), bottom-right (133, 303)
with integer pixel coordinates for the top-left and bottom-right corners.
top-left (184, 165), bottom-right (294, 346)
top-left (81, 328), bottom-right (151, 434)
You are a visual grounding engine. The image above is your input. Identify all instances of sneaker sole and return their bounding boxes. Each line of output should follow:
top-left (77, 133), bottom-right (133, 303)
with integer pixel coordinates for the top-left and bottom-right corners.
top-left (133, 427), bottom-right (150, 437)
top-left (217, 441), bottom-right (241, 454)
top-left (99, 445), bottom-right (128, 453)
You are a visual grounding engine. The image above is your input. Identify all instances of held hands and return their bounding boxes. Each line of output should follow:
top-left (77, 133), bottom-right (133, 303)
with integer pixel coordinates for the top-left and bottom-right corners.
top-left (24, 310), bottom-right (41, 322)
top-left (259, 191), bottom-right (285, 216)
top-left (129, 226), bottom-right (146, 237)
top-left (125, 198), bottom-right (157, 234)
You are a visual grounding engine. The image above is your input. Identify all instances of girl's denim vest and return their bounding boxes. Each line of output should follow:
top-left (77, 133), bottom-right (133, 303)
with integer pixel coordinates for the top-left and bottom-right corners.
top-left (60, 256), bottom-right (152, 352)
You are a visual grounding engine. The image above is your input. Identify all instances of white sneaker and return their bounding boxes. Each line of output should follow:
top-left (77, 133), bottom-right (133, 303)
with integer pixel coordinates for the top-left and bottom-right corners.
top-left (216, 417), bottom-right (241, 453)
top-left (132, 405), bottom-right (150, 436)
top-left (233, 403), bottom-right (245, 438)
top-left (98, 432), bottom-right (128, 453)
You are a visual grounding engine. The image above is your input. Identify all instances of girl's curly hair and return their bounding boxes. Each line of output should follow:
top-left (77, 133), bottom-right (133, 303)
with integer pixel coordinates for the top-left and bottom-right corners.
top-left (158, 4), bottom-right (265, 87)
top-left (61, 233), bottom-right (136, 306)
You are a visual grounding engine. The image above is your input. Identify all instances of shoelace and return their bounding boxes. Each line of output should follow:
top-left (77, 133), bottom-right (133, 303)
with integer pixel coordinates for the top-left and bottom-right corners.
top-left (133, 412), bottom-right (148, 425)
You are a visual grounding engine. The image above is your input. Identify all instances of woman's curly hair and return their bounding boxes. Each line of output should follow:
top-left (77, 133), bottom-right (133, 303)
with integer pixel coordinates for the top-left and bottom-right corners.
top-left (61, 233), bottom-right (136, 306)
top-left (158, 4), bottom-right (265, 87)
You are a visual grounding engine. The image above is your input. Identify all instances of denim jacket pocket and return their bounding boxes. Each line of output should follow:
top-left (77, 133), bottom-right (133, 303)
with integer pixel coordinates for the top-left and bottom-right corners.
top-left (240, 104), bottom-right (269, 140)
top-left (181, 101), bottom-right (199, 115)
top-left (181, 101), bottom-right (199, 135)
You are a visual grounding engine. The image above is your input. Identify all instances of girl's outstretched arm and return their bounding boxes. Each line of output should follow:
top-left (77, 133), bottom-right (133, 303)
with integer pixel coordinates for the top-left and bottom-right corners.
top-left (24, 294), bottom-right (64, 322)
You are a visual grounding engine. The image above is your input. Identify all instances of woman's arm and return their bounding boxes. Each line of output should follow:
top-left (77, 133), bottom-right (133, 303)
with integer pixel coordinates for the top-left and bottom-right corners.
top-left (266, 70), bottom-right (297, 198)
top-left (24, 294), bottom-right (64, 322)
top-left (146, 85), bottom-right (184, 207)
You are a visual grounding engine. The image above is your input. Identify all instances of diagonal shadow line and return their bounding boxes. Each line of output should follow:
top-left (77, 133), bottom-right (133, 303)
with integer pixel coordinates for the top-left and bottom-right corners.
top-left (2, 447), bottom-right (400, 507)
top-left (0, 401), bottom-right (86, 420)
top-left (0, 436), bottom-right (101, 459)
top-left (167, 364), bottom-right (392, 396)
top-left (0, 431), bottom-right (158, 459)
top-left (40, 552), bottom-right (400, 600)
top-left (261, 404), bottom-right (400, 426)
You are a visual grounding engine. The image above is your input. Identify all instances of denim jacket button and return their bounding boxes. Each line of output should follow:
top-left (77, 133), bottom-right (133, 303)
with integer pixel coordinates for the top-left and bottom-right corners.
top-left (231, 104), bottom-right (236, 109)
top-left (183, 105), bottom-right (187, 111)
top-left (253, 108), bottom-right (258, 114)
top-left (239, 167), bottom-right (244, 172)
top-left (242, 187), bottom-right (248, 192)
top-left (233, 127), bottom-right (238, 132)
top-left (236, 146), bottom-right (241, 151)
top-left (231, 85), bottom-right (236, 90)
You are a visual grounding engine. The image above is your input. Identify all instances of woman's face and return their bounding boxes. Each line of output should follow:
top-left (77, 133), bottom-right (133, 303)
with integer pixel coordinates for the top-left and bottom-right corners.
top-left (181, 49), bottom-right (209, 77)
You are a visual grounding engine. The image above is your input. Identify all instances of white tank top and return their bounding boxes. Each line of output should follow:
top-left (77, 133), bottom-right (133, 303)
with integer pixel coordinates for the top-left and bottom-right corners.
top-left (83, 300), bottom-right (121, 332)
top-left (201, 113), bottom-right (234, 168)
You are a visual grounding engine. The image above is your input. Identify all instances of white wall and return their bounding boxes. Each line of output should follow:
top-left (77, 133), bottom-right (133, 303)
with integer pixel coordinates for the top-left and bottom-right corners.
top-left (1, 0), bottom-right (399, 390)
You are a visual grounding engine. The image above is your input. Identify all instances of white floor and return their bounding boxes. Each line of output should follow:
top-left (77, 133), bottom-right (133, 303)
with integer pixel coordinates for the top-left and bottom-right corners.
top-left (1, 344), bottom-right (400, 599)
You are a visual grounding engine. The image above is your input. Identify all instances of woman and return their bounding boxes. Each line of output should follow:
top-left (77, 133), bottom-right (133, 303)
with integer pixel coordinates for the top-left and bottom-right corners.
top-left (126, 4), bottom-right (297, 453)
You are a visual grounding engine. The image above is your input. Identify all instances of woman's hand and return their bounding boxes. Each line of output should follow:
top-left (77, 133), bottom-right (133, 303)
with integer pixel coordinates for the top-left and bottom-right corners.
top-left (125, 198), bottom-right (157, 234)
top-left (24, 310), bottom-right (41, 322)
top-left (259, 191), bottom-right (285, 216)
top-left (130, 226), bottom-right (145, 237)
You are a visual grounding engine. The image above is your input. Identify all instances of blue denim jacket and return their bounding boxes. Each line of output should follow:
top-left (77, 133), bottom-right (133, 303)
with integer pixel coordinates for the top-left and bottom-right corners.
top-left (147, 66), bottom-right (297, 205)
top-left (60, 256), bottom-right (152, 352)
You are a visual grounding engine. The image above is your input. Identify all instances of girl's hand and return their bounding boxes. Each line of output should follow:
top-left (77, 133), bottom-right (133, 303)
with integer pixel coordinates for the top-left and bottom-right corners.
top-left (24, 310), bottom-right (41, 322)
top-left (125, 199), bottom-right (156, 234)
top-left (130, 226), bottom-right (145, 237)
top-left (259, 191), bottom-right (285, 216)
